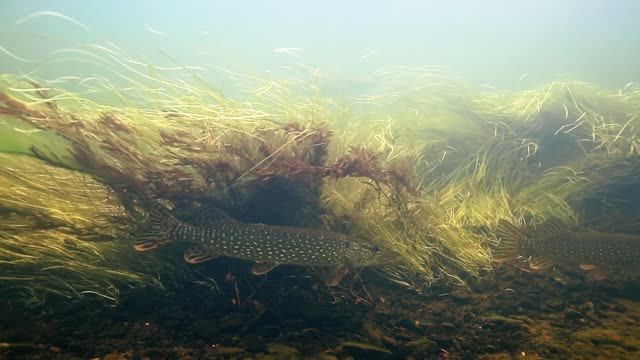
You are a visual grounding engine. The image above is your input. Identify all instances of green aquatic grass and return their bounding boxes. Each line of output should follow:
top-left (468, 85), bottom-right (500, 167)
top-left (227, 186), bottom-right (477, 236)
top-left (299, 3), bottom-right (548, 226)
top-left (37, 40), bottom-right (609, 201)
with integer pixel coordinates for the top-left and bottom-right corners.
top-left (2, 41), bottom-right (640, 301)
top-left (322, 74), bottom-right (640, 290)
top-left (0, 153), bottom-right (200, 306)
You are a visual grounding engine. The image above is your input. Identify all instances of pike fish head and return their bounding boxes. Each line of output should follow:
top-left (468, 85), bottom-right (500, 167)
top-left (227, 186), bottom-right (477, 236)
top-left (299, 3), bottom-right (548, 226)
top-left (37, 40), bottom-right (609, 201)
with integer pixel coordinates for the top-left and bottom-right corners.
top-left (345, 238), bottom-right (399, 267)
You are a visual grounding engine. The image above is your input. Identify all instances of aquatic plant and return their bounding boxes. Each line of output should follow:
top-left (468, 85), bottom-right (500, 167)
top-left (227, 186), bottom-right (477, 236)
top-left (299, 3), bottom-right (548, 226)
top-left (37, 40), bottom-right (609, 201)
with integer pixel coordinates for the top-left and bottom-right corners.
top-left (2, 36), bottom-right (640, 303)
top-left (326, 70), bottom-right (640, 290)
top-left (0, 59), bottom-right (429, 302)
top-left (0, 153), bottom-right (202, 306)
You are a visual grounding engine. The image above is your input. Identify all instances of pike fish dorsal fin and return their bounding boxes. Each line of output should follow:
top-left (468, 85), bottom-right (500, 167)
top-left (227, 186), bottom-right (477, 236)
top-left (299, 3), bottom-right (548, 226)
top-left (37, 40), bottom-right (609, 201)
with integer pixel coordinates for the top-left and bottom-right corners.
top-left (251, 261), bottom-right (280, 275)
top-left (324, 265), bottom-right (348, 287)
top-left (535, 217), bottom-right (569, 239)
top-left (527, 256), bottom-right (556, 270)
top-left (193, 206), bottom-right (236, 226)
top-left (184, 245), bottom-right (219, 264)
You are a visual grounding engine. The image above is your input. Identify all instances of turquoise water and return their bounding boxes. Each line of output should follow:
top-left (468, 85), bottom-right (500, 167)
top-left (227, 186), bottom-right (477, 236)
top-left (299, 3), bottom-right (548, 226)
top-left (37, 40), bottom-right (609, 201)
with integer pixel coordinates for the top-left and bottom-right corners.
top-left (1, 0), bottom-right (639, 93)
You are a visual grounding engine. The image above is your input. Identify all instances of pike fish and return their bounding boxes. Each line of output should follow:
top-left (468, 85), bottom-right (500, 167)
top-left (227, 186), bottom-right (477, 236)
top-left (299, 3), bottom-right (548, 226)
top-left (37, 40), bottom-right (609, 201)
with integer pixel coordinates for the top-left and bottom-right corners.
top-left (134, 203), bottom-right (399, 285)
top-left (494, 218), bottom-right (640, 278)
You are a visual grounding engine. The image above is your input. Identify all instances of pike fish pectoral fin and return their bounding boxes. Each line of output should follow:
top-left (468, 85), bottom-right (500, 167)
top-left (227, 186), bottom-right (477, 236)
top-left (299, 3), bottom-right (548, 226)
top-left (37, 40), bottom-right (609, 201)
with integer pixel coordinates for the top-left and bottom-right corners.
top-left (323, 265), bottom-right (348, 287)
top-left (251, 261), bottom-right (280, 275)
top-left (184, 245), bottom-right (219, 264)
top-left (527, 256), bottom-right (556, 270)
top-left (134, 238), bottom-right (164, 251)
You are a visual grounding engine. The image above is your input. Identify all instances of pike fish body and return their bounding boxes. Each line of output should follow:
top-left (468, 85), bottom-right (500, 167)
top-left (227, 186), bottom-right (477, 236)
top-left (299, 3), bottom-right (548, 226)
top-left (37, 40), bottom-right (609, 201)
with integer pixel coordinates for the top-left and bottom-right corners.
top-left (495, 218), bottom-right (640, 275)
top-left (135, 203), bottom-right (398, 285)
top-left (522, 231), bottom-right (640, 271)
top-left (170, 221), bottom-right (382, 267)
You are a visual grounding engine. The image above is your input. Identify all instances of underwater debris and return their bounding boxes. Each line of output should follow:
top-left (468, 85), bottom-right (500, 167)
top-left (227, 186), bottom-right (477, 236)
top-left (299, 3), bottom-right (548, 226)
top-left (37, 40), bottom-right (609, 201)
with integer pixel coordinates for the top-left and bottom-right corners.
top-left (340, 341), bottom-right (392, 355)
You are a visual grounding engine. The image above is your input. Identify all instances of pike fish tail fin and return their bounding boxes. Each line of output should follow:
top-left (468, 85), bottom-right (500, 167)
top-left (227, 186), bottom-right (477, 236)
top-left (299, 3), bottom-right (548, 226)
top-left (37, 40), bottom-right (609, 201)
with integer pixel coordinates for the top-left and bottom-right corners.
top-left (493, 219), bottom-right (526, 263)
top-left (135, 202), bottom-right (180, 251)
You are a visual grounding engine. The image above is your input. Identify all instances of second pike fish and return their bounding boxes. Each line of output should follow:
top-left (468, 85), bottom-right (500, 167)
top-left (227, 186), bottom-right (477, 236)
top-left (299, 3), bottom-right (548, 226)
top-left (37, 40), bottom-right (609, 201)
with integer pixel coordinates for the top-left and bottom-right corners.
top-left (134, 203), bottom-right (399, 285)
top-left (494, 218), bottom-right (640, 279)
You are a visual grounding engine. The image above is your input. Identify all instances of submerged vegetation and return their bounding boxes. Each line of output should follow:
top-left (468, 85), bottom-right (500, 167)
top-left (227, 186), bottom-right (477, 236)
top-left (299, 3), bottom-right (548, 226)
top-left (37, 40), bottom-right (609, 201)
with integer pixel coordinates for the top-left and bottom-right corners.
top-left (0, 153), bottom-right (179, 305)
top-left (1, 40), bottom-right (640, 305)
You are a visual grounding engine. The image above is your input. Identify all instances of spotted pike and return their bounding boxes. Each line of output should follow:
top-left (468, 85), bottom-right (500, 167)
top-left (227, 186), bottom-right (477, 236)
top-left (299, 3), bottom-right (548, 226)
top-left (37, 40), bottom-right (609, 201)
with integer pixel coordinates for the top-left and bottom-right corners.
top-left (134, 203), bottom-right (399, 285)
top-left (494, 218), bottom-right (640, 278)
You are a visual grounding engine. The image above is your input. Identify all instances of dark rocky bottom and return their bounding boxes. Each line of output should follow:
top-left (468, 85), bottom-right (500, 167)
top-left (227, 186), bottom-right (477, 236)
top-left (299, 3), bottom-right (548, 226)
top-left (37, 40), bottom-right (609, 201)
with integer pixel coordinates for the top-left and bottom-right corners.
top-left (1, 262), bottom-right (640, 360)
